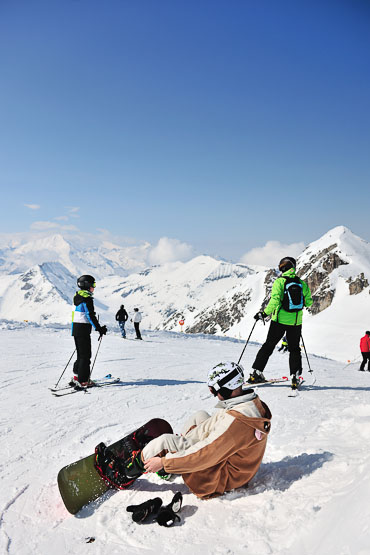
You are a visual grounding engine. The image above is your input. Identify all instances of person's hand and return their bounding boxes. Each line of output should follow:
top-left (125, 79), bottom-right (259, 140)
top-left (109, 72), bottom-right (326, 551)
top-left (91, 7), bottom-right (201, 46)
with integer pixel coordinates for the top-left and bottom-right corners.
top-left (254, 311), bottom-right (267, 321)
top-left (143, 456), bottom-right (164, 473)
top-left (99, 325), bottom-right (107, 336)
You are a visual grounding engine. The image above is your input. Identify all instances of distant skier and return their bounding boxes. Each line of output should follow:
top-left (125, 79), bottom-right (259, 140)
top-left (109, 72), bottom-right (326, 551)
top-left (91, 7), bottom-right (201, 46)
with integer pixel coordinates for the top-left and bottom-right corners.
top-left (278, 335), bottom-right (288, 352)
top-left (359, 331), bottom-right (370, 371)
top-left (248, 257), bottom-right (313, 389)
top-left (97, 362), bottom-right (272, 499)
top-left (131, 308), bottom-right (142, 340)
top-left (71, 275), bottom-right (107, 386)
top-left (115, 304), bottom-right (129, 338)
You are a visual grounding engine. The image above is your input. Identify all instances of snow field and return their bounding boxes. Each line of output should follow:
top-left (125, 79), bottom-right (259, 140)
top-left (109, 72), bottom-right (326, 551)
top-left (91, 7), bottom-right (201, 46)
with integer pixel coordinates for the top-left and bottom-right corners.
top-left (1, 326), bottom-right (370, 555)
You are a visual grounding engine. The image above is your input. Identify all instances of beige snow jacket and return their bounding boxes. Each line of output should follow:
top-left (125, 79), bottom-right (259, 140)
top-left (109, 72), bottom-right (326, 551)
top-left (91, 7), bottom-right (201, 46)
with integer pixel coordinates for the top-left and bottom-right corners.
top-left (162, 393), bottom-right (272, 499)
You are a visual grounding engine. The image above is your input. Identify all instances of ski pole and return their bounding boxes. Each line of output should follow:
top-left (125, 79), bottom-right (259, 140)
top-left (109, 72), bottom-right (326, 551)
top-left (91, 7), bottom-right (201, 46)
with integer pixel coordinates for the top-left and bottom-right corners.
top-left (300, 334), bottom-right (313, 374)
top-left (237, 320), bottom-right (258, 365)
top-left (89, 335), bottom-right (103, 380)
top-left (54, 349), bottom-right (76, 388)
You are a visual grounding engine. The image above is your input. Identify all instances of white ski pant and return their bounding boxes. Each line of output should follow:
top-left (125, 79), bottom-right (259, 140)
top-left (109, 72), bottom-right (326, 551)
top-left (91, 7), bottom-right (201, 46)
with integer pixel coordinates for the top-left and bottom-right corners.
top-left (142, 410), bottom-right (210, 460)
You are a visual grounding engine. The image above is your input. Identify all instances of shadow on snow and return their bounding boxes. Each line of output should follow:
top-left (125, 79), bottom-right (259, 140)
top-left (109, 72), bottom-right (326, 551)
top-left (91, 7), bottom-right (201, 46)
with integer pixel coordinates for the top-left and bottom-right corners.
top-left (249, 451), bottom-right (334, 494)
top-left (109, 378), bottom-right (205, 387)
top-left (75, 452), bottom-right (333, 519)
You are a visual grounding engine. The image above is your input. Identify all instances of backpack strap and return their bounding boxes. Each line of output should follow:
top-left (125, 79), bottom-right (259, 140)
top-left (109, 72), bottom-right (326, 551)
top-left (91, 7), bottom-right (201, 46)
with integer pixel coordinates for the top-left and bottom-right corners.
top-left (276, 277), bottom-right (287, 323)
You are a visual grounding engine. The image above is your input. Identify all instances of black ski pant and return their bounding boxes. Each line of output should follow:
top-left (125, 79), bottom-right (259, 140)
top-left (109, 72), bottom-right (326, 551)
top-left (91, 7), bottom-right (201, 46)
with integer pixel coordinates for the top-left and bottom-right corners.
top-left (134, 322), bottom-right (142, 340)
top-left (252, 320), bottom-right (302, 376)
top-left (360, 352), bottom-right (370, 371)
top-left (73, 335), bottom-right (91, 383)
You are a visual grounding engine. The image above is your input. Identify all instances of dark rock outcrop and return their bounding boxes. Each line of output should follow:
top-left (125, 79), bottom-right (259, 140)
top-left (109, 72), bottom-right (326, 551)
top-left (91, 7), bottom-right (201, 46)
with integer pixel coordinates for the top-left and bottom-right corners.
top-left (186, 290), bottom-right (252, 335)
top-left (347, 273), bottom-right (369, 295)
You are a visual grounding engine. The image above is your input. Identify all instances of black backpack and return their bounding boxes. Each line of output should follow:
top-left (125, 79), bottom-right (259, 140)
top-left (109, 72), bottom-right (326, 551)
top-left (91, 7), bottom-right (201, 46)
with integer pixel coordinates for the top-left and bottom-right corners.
top-left (281, 277), bottom-right (304, 312)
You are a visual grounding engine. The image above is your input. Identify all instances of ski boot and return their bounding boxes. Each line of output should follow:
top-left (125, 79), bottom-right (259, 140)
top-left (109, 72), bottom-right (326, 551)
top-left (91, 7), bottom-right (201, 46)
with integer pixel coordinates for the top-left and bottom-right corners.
top-left (291, 371), bottom-right (302, 390)
top-left (247, 370), bottom-right (267, 384)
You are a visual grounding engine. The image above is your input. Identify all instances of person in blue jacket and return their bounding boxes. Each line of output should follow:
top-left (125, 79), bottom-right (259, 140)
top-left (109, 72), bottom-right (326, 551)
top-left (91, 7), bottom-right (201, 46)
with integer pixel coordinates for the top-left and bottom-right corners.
top-left (71, 275), bottom-right (107, 385)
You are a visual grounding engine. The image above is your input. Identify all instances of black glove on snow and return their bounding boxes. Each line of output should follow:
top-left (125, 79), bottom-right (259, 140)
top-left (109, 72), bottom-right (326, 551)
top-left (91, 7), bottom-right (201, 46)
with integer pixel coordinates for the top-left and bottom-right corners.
top-left (156, 492), bottom-right (183, 527)
top-left (254, 311), bottom-right (267, 321)
top-left (126, 497), bottom-right (163, 523)
top-left (98, 325), bottom-right (107, 336)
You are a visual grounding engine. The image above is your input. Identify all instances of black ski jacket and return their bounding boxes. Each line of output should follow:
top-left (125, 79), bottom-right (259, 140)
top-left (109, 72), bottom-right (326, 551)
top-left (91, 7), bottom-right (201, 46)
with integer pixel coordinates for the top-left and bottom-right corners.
top-left (115, 308), bottom-right (128, 322)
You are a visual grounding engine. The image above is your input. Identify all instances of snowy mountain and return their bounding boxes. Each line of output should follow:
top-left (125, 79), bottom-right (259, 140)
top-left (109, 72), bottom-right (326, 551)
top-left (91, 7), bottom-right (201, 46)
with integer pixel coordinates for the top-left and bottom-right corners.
top-left (97, 255), bottom-right (262, 334)
top-left (0, 226), bottom-right (369, 361)
top-left (0, 233), bottom-right (150, 277)
top-left (298, 225), bottom-right (370, 313)
top-left (0, 262), bottom-right (76, 325)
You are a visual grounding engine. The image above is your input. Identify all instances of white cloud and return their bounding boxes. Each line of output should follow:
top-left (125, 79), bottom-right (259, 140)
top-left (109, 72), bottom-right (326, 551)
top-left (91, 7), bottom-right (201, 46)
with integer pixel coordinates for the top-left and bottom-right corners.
top-left (54, 216), bottom-right (68, 221)
top-left (240, 240), bottom-right (305, 267)
top-left (68, 206), bottom-right (80, 218)
top-left (30, 221), bottom-right (78, 231)
top-left (148, 237), bottom-right (194, 265)
top-left (24, 204), bottom-right (40, 210)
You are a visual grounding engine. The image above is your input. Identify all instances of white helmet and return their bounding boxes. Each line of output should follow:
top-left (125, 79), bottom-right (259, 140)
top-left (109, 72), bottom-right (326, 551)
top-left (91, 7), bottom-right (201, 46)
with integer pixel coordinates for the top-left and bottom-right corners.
top-left (207, 361), bottom-right (244, 395)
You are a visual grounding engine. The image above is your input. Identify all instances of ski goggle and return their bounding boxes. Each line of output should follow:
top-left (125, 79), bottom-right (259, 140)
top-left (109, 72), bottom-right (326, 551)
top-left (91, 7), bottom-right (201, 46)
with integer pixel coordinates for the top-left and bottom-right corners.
top-left (208, 367), bottom-right (243, 394)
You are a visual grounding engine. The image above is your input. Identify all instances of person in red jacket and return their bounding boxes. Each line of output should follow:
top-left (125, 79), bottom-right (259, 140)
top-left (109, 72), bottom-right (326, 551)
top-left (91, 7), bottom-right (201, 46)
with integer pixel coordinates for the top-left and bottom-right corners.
top-left (359, 331), bottom-right (370, 371)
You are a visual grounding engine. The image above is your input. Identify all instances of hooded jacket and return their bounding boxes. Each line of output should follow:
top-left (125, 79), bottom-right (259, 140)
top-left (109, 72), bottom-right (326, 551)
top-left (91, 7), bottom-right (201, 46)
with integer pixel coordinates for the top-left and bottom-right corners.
top-left (264, 268), bottom-right (313, 326)
top-left (161, 392), bottom-right (272, 499)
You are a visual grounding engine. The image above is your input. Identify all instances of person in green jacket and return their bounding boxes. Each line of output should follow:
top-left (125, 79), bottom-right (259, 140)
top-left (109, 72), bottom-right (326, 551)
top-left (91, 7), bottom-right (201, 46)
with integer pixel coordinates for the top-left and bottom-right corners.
top-left (248, 256), bottom-right (313, 387)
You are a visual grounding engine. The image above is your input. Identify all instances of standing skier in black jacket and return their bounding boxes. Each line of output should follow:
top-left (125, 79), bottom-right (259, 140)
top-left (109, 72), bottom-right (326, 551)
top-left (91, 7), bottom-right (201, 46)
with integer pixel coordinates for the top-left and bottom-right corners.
top-left (71, 275), bottom-right (107, 386)
top-left (115, 304), bottom-right (129, 338)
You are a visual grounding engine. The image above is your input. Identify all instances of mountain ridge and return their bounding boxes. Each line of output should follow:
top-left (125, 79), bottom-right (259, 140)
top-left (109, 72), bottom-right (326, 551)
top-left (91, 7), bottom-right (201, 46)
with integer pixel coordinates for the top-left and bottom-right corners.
top-left (0, 226), bottom-right (369, 361)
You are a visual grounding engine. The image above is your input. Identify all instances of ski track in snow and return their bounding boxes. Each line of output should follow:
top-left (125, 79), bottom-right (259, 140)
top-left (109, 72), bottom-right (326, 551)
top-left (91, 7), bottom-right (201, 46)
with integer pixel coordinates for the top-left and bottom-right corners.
top-left (1, 327), bottom-right (370, 554)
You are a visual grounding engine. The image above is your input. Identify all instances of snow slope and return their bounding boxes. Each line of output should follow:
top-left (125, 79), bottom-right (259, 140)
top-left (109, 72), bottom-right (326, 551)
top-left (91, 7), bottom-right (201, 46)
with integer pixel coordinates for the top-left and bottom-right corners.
top-left (1, 325), bottom-right (369, 555)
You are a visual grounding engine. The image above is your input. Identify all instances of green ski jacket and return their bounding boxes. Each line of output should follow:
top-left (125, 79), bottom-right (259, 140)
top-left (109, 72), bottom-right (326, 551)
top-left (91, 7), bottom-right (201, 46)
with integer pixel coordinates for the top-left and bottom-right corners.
top-left (264, 268), bottom-right (313, 326)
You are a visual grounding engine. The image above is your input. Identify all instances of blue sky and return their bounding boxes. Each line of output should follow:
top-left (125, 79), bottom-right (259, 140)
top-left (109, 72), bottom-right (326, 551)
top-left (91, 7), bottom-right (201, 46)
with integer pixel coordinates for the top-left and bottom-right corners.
top-left (1, 0), bottom-right (369, 262)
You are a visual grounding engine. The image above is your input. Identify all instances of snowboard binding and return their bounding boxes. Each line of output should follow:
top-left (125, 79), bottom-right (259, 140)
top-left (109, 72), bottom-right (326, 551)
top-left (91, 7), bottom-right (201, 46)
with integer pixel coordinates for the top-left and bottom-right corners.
top-left (94, 442), bottom-right (136, 490)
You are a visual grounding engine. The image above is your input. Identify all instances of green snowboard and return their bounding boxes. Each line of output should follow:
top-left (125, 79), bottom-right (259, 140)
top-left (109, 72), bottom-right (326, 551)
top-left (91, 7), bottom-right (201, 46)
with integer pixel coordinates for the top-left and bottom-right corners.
top-left (57, 418), bottom-right (173, 514)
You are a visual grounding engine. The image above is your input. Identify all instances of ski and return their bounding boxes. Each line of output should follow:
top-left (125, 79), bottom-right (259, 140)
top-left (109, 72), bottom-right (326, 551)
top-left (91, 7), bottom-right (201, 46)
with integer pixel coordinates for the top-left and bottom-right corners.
top-left (49, 375), bottom-right (120, 393)
top-left (50, 376), bottom-right (120, 395)
top-left (52, 386), bottom-right (91, 397)
top-left (52, 381), bottom-right (121, 397)
top-left (244, 377), bottom-right (289, 388)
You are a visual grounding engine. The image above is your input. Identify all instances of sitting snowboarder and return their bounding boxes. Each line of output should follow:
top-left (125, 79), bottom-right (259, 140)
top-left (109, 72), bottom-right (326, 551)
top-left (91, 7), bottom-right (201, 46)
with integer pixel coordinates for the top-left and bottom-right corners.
top-left (96, 362), bottom-right (272, 499)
